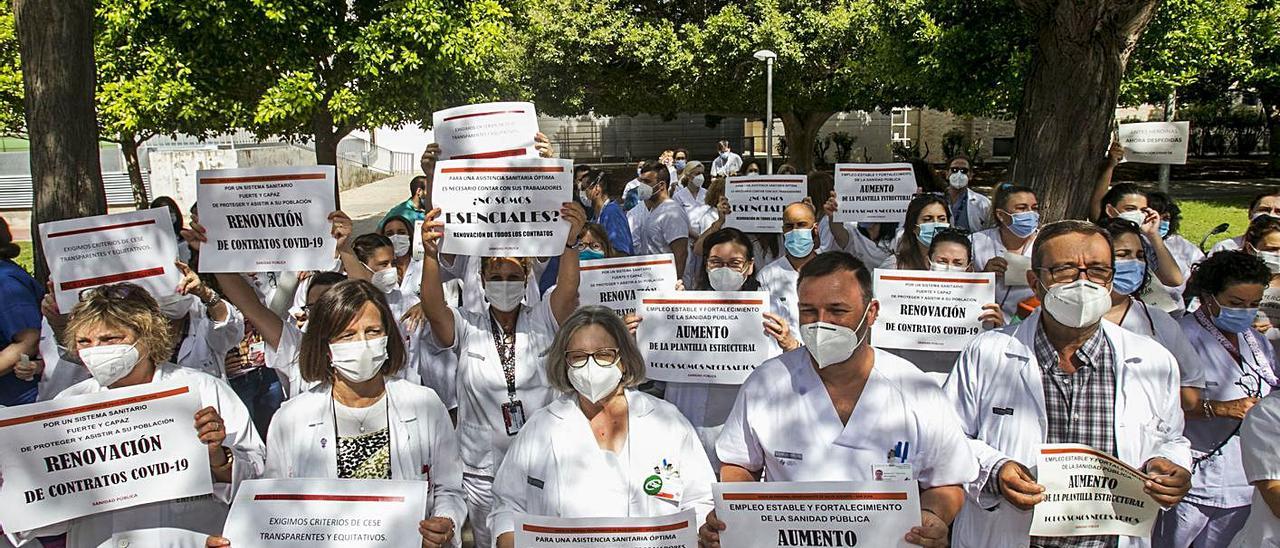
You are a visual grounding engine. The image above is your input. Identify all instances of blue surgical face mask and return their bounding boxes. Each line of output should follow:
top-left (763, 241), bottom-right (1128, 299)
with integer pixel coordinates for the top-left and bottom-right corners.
top-left (1005, 210), bottom-right (1039, 238)
top-left (674, 160), bottom-right (687, 172)
top-left (579, 248), bottom-right (605, 261)
top-left (916, 222), bottom-right (950, 246)
top-left (1111, 259), bottom-right (1145, 295)
top-left (1212, 296), bottom-right (1258, 334)
top-left (784, 228), bottom-right (815, 258)
top-left (1158, 220), bottom-right (1171, 238)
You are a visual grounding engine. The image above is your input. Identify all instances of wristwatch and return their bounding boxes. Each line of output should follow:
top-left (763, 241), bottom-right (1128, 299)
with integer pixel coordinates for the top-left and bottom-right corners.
top-left (201, 290), bottom-right (223, 309)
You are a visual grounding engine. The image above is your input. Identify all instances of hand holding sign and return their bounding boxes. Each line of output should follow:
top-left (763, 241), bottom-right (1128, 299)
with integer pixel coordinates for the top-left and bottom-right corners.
top-left (1142, 457), bottom-right (1190, 507)
top-left (420, 207), bottom-right (445, 257)
top-left (997, 459), bottom-right (1045, 511)
top-left (418, 516), bottom-right (455, 548)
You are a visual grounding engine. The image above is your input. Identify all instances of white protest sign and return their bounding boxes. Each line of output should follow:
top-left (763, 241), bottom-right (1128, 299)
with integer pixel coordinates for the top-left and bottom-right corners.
top-left (833, 163), bottom-right (917, 223)
top-left (39, 208), bottom-right (183, 312)
top-left (223, 478), bottom-right (428, 547)
top-left (635, 291), bottom-right (769, 385)
top-left (196, 166), bottom-right (337, 273)
top-left (724, 175), bottom-right (809, 233)
top-left (515, 510), bottom-right (697, 548)
top-left (1118, 121), bottom-right (1190, 165)
top-left (872, 271), bottom-right (995, 352)
top-left (580, 254), bottom-right (678, 316)
top-left (432, 101), bottom-right (539, 160)
top-left (1140, 282), bottom-right (1183, 315)
top-left (435, 158), bottom-right (573, 257)
top-left (713, 481), bottom-right (920, 548)
top-left (95, 528), bottom-right (209, 548)
top-left (0, 380), bottom-right (211, 533)
top-left (1030, 443), bottom-right (1160, 538)
top-left (1002, 251), bottom-right (1032, 288)
top-left (412, 219), bottom-right (426, 262)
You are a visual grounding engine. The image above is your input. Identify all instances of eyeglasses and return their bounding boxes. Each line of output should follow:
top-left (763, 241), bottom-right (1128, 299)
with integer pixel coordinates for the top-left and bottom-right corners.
top-left (566, 348), bottom-right (620, 367)
top-left (950, 167), bottom-right (970, 174)
top-left (574, 242), bottom-right (605, 252)
top-left (79, 284), bottom-right (148, 302)
top-left (706, 258), bottom-right (749, 270)
top-left (1037, 264), bottom-right (1115, 285)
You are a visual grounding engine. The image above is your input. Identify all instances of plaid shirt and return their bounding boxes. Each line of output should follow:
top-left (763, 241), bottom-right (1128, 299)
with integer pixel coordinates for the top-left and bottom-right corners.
top-left (1030, 324), bottom-right (1119, 548)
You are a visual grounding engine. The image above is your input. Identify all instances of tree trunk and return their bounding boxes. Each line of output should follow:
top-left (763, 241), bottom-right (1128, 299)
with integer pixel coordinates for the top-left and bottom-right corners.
top-left (1264, 100), bottom-right (1279, 175)
top-left (1007, 0), bottom-right (1159, 221)
top-left (780, 111), bottom-right (834, 174)
top-left (312, 109), bottom-right (341, 166)
top-left (121, 136), bottom-right (148, 210)
top-left (15, 0), bottom-right (105, 283)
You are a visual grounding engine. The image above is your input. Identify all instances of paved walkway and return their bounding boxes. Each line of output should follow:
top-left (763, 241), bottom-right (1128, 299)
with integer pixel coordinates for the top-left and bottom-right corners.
top-left (340, 173), bottom-right (416, 235)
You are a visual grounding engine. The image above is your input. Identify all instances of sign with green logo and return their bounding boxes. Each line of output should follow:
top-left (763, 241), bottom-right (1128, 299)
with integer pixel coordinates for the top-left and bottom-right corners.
top-left (643, 474), bottom-right (663, 496)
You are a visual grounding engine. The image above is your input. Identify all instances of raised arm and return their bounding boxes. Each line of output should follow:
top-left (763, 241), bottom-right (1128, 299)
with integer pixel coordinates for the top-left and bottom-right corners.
top-left (418, 208), bottom-right (457, 348)
top-left (692, 196), bottom-right (730, 257)
top-left (329, 210), bottom-right (366, 280)
top-left (1090, 140), bottom-right (1124, 220)
top-left (213, 272), bottom-right (285, 349)
top-left (549, 202), bottom-right (587, 324)
top-left (824, 190), bottom-right (852, 250)
top-left (1139, 208), bottom-right (1184, 286)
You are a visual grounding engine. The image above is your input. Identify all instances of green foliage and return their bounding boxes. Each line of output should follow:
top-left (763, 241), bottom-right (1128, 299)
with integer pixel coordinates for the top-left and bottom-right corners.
top-left (0, 3), bottom-right (21, 138)
top-left (827, 131), bottom-right (857, 163)
top-left (1121, 0), bottom-right (1252, 106)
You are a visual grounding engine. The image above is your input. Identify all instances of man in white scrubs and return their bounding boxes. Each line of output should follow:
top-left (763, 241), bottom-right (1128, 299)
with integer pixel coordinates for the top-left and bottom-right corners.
top-left (710, 140), bottom-right (742, 177)
top-left (1228, 389), bottom-right (1280, 546)
top-left (701, 251), bottom-right (977, 547)
top-left (755, 202), bottom-right (823, 329)
top-left (638, 163), bottom-right (691, 282)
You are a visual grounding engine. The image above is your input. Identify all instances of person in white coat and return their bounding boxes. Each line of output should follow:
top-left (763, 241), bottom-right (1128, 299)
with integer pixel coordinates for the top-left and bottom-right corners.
top-left (1227, 389), bottom-right (1280, 546)
top-left (942, 156), bottom-right (992, 233)
top-left (159, 261), bottom-right (245, 378)
top-left (418, 202), bottom-right (587, 548)
top-left (1153, 250), bottom-right (1277, 547)
top-left (972, 184), bottom-right (1039, 320)
top-left (1207, 188), bottom-right (1280, 255)
top-left (944, 220), bottom-right (1192, 548)
top-left (216, 279), bottom-right (464, 548)
top-left (755, 202), bottom-right (825, 329)
top-left (700, 251), bottom-right (977, 548)
top-left (7, 283), bottom-right (266, 548)
top-left (490, 306), bottom-right (715, 547)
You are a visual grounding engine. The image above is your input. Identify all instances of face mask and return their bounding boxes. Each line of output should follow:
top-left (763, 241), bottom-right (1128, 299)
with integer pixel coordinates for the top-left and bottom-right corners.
top-left (568, 357), bottom-right (623, 403)
top-left (388, 234), bottom-right (411, 257)
top-left (1257, 250), bottom-right (1280, 275)
top-left (635, 182), bottom-right (654, 202)
top-left (674, 160), bottom-right (687, 172)
top-left (799, 306), bottom-right (871, 368)
top-left (578, 192), bottom-right (593, 209)
top-left (79, 343), bottom-right (142, 386)
top-left (708, 266), bottom-right (747, 292)
top-left (579, 248), bottom-right (605, 261)
top-left (916, 222), bottom-right (949, 246)
top-left (719, 151), bottom-right (729, 160)
top-left (485, 280), bottom-right (526, 312)
top-left (155, 293), bottom-right (194, 320)
top-left (1211, 296), bottom-right (1258, 334)
top-left (690, 174), bottom-right (705, 189)
top-left (1116, 210), bottom-right (1146, 227)
top-left (1111, 259), bottom-right (1146, 295)
top-left (948, 171), bottom-right (969, 190)
top-left (930, 262), bottom-right (967, 272)
top-left (1041, 279), bottom-right (1113, 328)
top-left (1252, 211), bottom-right (1280, 221)
top-left (370, 266), bottom-right (399, 294)
top-left (1005, 210), bottom-right (1039, 239)
top-left (169, 212), bottom-right (181, 226)
top-left (1158, 220), bottom-right (1171, 238)
top-left (329, 336), bottom-right (388, 383)
top-left (784, 228), bottom-right (815, 258)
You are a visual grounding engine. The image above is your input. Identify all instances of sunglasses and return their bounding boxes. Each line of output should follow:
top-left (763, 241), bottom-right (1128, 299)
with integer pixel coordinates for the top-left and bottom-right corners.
top-left (950, 167), bottom-right (970, 174)
top-left (79, 284), bottom-right (149, 302)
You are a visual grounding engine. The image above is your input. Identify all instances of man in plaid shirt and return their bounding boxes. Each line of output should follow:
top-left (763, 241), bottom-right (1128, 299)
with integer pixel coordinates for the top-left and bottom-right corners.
top-left (944, 220), bottom-right (1192, 547)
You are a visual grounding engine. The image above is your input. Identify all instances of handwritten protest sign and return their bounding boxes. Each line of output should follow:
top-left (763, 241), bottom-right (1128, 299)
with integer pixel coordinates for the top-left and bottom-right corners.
top-left (223, 478), bottom-right (428, 547)
top-left (1118, 122), bottom-right (1190, 165)
top-left (39, 208), bottom-right (183, 312)
top-left (724, 175), bottom-right (808, 233)
top-left (872, 271), bottom-right (995, 352)
top-left (579, 254), bottom-right (678, 316)
top-left (432, 102), bottom-right (539, 160)
top-left (515, 510), bottom-right (697, 548)
top-left (833, 163), bottom-right (916, 223)
top-left (434, 158), bottom-right (573, 257)
top-left (0, 381), bottom-right (211, 533)
top-left (1031, 443), bottom-right (1160, 538)
top-left (196, 166), bottom-right (337, 273)
top-left (713, 481), bottom-right (920, 548)
top-left (636, 291), bottom-right (769, 384)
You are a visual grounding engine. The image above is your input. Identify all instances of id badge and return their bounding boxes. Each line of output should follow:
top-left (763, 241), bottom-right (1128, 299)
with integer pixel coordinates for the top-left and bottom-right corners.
top-left (502, 400), bottom-right (526, 436)
top-left (871, 463), bottom-right (914, 481)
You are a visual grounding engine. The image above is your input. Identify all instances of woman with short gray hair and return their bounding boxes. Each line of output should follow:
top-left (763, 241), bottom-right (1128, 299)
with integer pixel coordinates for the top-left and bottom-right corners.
top-left (487, 306), bottom-right (715, 548)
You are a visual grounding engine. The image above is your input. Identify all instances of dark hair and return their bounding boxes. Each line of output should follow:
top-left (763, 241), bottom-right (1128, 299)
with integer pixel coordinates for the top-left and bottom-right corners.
top-left (297, 279), bottom-right (405, 383)
top-left (573, 164), bottom-right (591, 177)
top-left (379, 215), bottom-right (412, 234)
top-left (806, 171), bottom-right (834, 217)
top-left (580, 223), bottom-right (616, 257)
top-left (1100, 183), bottom-right (1146, 211)
top-left (1031, 220), bottom-right (1113, 270)
top-left (149, 196), bottom-right (183, 233)
top-left (408, 175), bottom-right (429, 195)
top-left (909, 158), bottom-right (943, 194)
top-left (674, 148), bottom-right (688, 159)
top-left (1244, 214), bottom-right (1280, 249)
top-left (928, 228), bottom-right (974, 266)
top-left (697, 227), bottom-right (761, 291)
top-left (994, 184), bottom-right (1036, 212)
top-left (352, 233), bottom-right (393, 264)
top-left (1096, 216), bottom-right (1149, 296)
top-left (0, 217), bottom-right (17, 260)
top-left (1187, 250), bottom-right (1269, 298)
top-left (303, 271), bottom-right (350, 304)
top-left (1146, 191), bottom-right (1181, 236)
top-left (947, 155), bottom-right (972, 167)
top-left (797, 251), bottom-right (873, 304)
top-left (1248, 188), bottom-right (1280, 213)
top-left (895, 194), bottom-right (951, 270)
top-left (639, 160), bottom-right (663, 177)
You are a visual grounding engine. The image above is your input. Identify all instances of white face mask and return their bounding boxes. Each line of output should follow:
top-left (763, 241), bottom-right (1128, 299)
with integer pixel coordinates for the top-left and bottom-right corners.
top-left (708, 267), bottom-right (746, 292)
top-left (568, 357), bottom-right (623, 403)
top-left (329, 336), bottom-right (388, 383)
top-left (948, 171), bottom-right (969, 190)
top-left (370, 266), bottom-right (399, 294)
top-left (635, 182), bottom-right (654, 202)
top-left (155, 293), bottom-right (194, 320)
top-left (930, 262), bottom-right (968, 272)
top-left (486, 280), bottom-right (526, 312)
top-left (388, 234), bottom-right (411, 257)
top-left (1041, 279), bottom-right (1113, 328)
top-left (79, 343), bottom-right (142, 386)
top-left (799, 307), bottom-right (870, 369)
top-left (1116, 210), bottom-right (1147, 227)
top-left (690, 174), bottom-right (705, 189)
top-left (1257, 250), bottom-right (1280, 275)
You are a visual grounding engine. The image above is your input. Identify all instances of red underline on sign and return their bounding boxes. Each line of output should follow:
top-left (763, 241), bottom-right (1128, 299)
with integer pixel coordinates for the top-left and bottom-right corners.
top-left (1040, 447), bottom-right (1151, 480)
top-left (838, 167), bottom-right (912, 173)
top-left (730, 179), bottom-right (805, 184)
top-left (253, 494), bottom-right (407, 503)
top-left (0, 386), bottom-right (190, 428)
top-left (879, 275), bottom-right (991, 284)
top-left (59, 267), bottom-right (167, 291)
top-left (722, 492), bottom-right (908, 501)
top-left (442, 109), bottom-right (526, 122)
top-left (440, 167), bottom-right (564, 174)
top-left (46, 219), bottom-right (156, 238)
top-left (521, 521), bottom-right (690, 535)
top-left (199, 173), bottom-right (328, 185)
top-left (453, 149), bottom-right (529, 159)
top-left (580, 259), bottom-right (674, 271)
top-left (641, 299), bottom-right (764, 305)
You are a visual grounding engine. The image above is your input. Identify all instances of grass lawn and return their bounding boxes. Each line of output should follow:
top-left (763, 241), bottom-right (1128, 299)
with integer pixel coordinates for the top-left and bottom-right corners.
top-left (1178, 196), bottom-right (1253, 250)
top-left (14, 240), bottom-right (32, 273)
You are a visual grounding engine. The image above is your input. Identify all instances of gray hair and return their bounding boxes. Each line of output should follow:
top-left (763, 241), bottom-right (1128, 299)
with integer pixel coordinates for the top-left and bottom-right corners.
top-left (544, 306), bottom-right (646, 394)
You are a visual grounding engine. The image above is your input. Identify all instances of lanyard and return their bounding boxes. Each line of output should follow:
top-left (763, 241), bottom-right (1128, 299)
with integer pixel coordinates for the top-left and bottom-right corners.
top-left (490, 312), bottom-right (520, 402)
top-left (1191, 307), bottom-right (1276, 386)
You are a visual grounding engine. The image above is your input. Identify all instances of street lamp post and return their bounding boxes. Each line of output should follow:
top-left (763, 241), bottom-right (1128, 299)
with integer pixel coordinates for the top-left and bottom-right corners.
top-left (753, 49), bottom-right (777, 174)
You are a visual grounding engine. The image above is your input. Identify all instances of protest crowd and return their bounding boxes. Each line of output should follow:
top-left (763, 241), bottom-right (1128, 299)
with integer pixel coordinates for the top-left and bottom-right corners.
top-left (3, 103), bottom-right (1280, 548)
